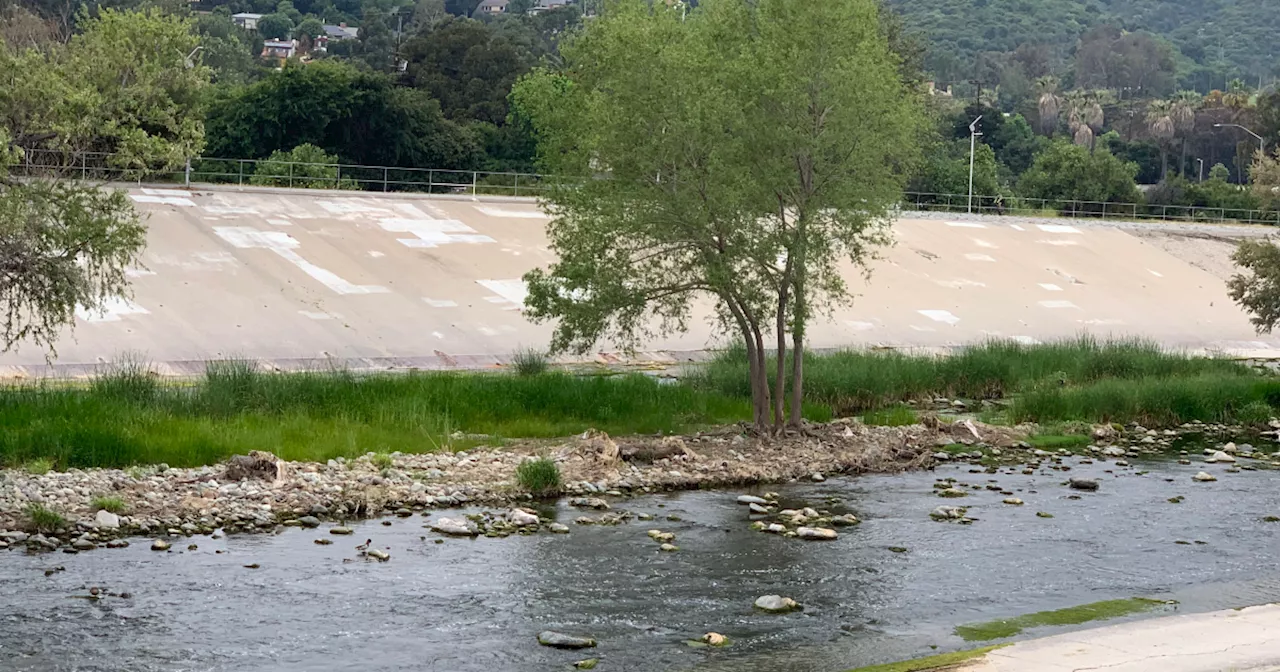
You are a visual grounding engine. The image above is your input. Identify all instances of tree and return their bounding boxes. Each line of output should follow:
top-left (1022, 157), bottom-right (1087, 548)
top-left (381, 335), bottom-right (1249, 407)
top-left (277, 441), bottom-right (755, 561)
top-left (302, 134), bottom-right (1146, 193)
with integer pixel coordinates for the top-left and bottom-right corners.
top-left (1018, 141), bottom-right (1140, 205)
top-left (251, 143), bottom-right (358, 188)
top-left (401, 16), bottom-right (533, 124)
top-left (409, 0), bottom-right (447, 31)
top-left (256, 12), bottom-right (294, 39)
top-left (295, 16), bottom-right (324, 39)
top-left (1229, 239), bottom-right (1280, 334)
top-left (1145, 99), bottom-right (1175, 179)
top-left (1035, 75), bottom-right (1061, 136)
top-left (1169, 90), bottom-right (1201, 177)
top-left (0, 131), bottom-right (147, 355)
top-left (515, 0), bottom-right (922, 428)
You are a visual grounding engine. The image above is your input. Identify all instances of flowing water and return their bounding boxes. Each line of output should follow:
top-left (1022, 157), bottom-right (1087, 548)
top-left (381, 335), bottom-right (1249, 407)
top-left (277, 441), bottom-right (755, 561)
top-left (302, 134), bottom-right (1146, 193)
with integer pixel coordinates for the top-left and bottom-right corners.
top-left (3, 450), bottom-right (1280, 672)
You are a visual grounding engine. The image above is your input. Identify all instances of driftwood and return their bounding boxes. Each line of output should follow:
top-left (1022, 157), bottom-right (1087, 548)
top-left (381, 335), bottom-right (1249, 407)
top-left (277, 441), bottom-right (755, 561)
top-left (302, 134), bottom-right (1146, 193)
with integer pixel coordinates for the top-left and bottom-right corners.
top-left (621, 436), bottom-right (699, 463)
top-left (224, 451), bottom-right (288, 482)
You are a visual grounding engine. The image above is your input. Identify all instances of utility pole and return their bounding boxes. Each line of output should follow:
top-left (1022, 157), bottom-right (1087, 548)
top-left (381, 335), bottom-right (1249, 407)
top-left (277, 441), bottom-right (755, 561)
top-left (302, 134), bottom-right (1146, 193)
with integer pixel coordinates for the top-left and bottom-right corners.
top-left (968, 115), bottom-right (983, 214)
top-left (1196, 158), bottom-right (1204, 182)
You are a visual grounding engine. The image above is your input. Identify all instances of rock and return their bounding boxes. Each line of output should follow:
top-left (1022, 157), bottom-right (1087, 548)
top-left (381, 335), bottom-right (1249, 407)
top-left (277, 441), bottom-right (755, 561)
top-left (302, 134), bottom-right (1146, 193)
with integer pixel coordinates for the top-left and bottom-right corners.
top-left (647, 529), bottom-right (675, 543)
top-left (1002, 497), bottom-right (1024, 505)
top-left (573, 659), bottom-right (599, 670)
top-left (330, 526), bottom-right (354, 535)
top-left (579, 429), bottom-right (620, 463)
top-left (754, 595), bottom-right (800, 613)
top-left (659, 543), bottom-right (679, 552)
top-left (1101, 446), bottom-right (1126, 457)
top-left (297, 516), bottom-right (321, 528)
top-left (509, 509), bottom-right (540, 527)
top-left (1036, 512), bottom-right (1054, 518)
top-left (569, 497), bottom-right (610, 510)
top-left (431, 518), bottom-right (476, 536)
top-left (736, 495), bottom-right (769, 506)
top-left (314, 538), bottom-right (333, 545)
top-left (796, 527), bottom-right (838, 540)
top-left (810, 472), bottom-right (825, 482)
top-left (549, 523), bottom-right (570, 534)
top-left (830, 513), bottom-right (860, 526)
top-left (72, 539), bottom-right (95, 551)
top-left (932, 452), bottom-right (951, 461)
top-left (748, 503), bottom-right (770, 515)
top-left (702, 632), bottom-right (728, 646)
top-left (94, 510), bottom-right (120, 529)
top-left (765, 523), bottom-right (786, 534)
top-left (224, 451), bottom-right (288, 482)
top-left (1114, 460), bottom-right (1130, 467)
top-left (1210, 451), bottom-right (1236, 463)
top-left (1193, 471), bottom-right (1217, 482)
top-left (537, 631), bottom-right (597, 649)
top-left (930, 506), bottom-right (965, 520)
top-left (151, 539), bottom-right (170, 551)
top-left (366, 549), bottom-right (390, 561)
top-left (1068, 478), bottom-right (1099, 491)
top-left (1223, 442), bottom-right (1238, 453)
top-left (937, 487), bottom-right (968, 498)
top-left (105, 539), bottom-right (129, 549)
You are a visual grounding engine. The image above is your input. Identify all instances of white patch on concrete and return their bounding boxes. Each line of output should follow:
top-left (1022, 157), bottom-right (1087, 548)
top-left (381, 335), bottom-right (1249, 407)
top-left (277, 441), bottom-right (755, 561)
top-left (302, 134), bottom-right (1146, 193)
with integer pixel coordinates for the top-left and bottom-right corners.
top-left (1010, 224), bottom-right (1026, 231)
top-left (131, 195), bottom-right (195, 207)
top-left (1148, 269), bottom-right (1164, 277)
top-left (475, 206), bottom-right (549, 219)
top-left (845, 320), bottom-right (876, 331)
top-left (369, 251), bottom-right (385, 258)
top-left (298, 311), bottom-right (335, 320)
top-left (964, 253), bottom-right (996, 262)
top-left (477, 279), bottom-right (529, 307)
top-left (214, 227), bottom-right (388, 295)
top-left (141, 188), bottom-right (193, 198)
top-left (1038, 283), bottom-right (1063, 291)
top-left (202, 205), bottom-right (259, 215)
top-left (1012, 335), bottom-right (1041, 345)
top-left (972, 238), bottom-right (998, 249)
top-left (946, 221), bottom-right (986, 228)
top-left (478, 326), bottom-right (500, 336)
top-left (267, 219), bottom-right (292, 227)
top-left (1081, 318), bottom-right (1125, 325)
top-left (910, 325), bottom-right (937, 332)
top-left (1037, 224), bottom-right (1081, 234)
top-left (378, 218), bottom-right (495, 248)
top-left (393, 203), bottom-right (429, 218)
top-left (125, 268), bottom-right (156, 278)
top-left (316, 200), bottom-right (389, 215)
top-left (423, 298), bottom-right (458, 308)
top-left (432, 331), bottom-right (444, 339)
top-left (1037, 239), bottom-right (1081, 246)
top-left (1039, 300), bottom-right (1079, 309)
top-left (936, 279), bottom-right (986, 289)
top-left (76, 297), bottom-right (149, 323)
top-left (918, 309), bottom-right (960, 325)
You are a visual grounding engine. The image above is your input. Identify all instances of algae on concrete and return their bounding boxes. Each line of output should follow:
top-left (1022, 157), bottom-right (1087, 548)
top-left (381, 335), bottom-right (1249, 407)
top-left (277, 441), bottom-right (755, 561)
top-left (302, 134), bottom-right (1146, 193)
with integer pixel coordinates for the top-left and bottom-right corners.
top-left (843, 645), bottom-right (1006, 672)
top-left (954, 598), bottom-right (1167, 641)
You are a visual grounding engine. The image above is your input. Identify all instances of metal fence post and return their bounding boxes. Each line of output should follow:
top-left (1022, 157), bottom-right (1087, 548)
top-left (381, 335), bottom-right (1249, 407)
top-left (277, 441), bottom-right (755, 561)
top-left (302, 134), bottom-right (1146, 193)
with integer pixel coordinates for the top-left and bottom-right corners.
top-left (472, 171), bottom-right (478, 196)
top-left (335, 164), bottom-right (341, 190)
top-left (428, 169), bottom-right (434, 193)
top-left (514, 173), bottom-right (519, 197)
top-left (383, 167), bottom-right (389, 192)
top-left (289, 161), bottom-right (294, 189)
top-left (238, 160), bottom-right (244, 186)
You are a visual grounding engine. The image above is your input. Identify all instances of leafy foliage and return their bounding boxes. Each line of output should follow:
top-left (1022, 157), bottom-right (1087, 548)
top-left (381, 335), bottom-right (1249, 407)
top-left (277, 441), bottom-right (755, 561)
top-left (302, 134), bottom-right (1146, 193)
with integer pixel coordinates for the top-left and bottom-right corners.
top-left (515, 456), bottom-right (560, 494)
top-left (1229, 239), bottom-right (1280, 334)
top-left (251, 143), bottom-right (358, 188)
top-left (1018, 141), bottom-right (1140, 204)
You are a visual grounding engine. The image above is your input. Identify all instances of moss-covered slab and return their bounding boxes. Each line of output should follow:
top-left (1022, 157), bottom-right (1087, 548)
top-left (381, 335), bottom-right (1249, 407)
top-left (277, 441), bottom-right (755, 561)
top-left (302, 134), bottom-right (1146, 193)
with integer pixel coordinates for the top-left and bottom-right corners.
top-left (953, 598), bottom-right (1168, 642)
top-left (843, 645), bottom-right (1006, 672)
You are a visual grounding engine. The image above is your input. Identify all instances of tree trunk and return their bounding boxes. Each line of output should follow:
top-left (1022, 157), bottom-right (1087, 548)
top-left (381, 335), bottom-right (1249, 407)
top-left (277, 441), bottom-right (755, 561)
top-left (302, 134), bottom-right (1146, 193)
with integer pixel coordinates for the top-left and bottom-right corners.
top-left (1160, 146), bottom-right (1169, 181)
top-left (1179, 137), bottom-right (1188, 177)
top-left (725, 294), bottom-right (767, 428)
top-left (772, 248), bottom-right (794, 429)
top-left (787, 219), bottom-right (808, 427)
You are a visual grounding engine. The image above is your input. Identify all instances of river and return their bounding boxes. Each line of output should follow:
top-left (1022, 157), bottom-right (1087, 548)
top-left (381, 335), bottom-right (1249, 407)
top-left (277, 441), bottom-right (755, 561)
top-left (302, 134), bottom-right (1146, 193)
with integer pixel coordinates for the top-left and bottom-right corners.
top-left (2, 449), bottom-right (1278, 672)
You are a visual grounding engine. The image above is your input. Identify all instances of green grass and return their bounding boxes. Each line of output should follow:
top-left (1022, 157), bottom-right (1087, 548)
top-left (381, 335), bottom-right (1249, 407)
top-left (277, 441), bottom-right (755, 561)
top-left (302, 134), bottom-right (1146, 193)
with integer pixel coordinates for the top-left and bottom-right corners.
top-left (954, 598), bottom-right (1167, 642)
top-left (90, 495), bottom-right (127, 513)
top-left (1010, 375), bottom-right (1280, 426)
top-left (696, 336), bottom-right (1250, 415)
top-left (1026, 433), bottom-right (1091, 450)
top-left (843, 645), bottom-right (1006, 672)
top-left (511, 348), bottom-right (550, 377)
top-left (25, 503), bottom-right (66, 533)
top-left (23, 458), bottom-right (54, 475)
top-left (862, 404), bottom-right (920, 426)
top-left (0, 363), bottom-right (750, 470)
top-left (516, 456), bottom-right (562, 494)
top-left (370, 452), bottom-right (394, 470)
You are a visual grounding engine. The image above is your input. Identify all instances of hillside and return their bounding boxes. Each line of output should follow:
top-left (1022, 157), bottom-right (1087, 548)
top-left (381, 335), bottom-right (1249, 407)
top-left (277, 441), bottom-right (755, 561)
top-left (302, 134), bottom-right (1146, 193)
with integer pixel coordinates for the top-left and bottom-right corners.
top-left (887, 0), bottom-right (1278, 93)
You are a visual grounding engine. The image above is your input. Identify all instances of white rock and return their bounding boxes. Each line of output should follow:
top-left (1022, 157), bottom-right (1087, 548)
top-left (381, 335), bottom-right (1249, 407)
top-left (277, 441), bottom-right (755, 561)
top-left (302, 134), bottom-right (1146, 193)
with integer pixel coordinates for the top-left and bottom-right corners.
top-left (1211, 451), bottom-right (1236, 463)
top-left (1223, 442), bottom-right (1238, 453)
top-left (94, 510), bottom-right (120, 529)
top-left (1101, 446), bottom-right (1127, 457)
top-left (1002, 497), bottom-right (1024, 505)
top-left (754, 595), bottom-right (800, 613)
top-left (748, 502), bottom-right (770, 515)
top-left (796, 527), bottom-right (838, 540)
top-left (431, 517), bottom-right (477, 536)
top-left (736, 495), bottom-right (769, 506)
top-left (509, 509), bottom-right (539, 527)
top-left (1193, 471), bottom-right (1218, 482)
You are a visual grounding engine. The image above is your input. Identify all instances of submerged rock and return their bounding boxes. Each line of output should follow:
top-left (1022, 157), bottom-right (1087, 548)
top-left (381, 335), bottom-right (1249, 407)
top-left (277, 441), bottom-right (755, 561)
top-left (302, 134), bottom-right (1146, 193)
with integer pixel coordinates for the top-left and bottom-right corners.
top-left (548, 523), bottom-right (570, 534)
top-left (537, 631), bottom-right (597, 649)
top-left (658, 543), bottom-right (679, 552)
top-left (573, 659), bottom-right (599, 670)
top-left (930, 505), bottom-right (966, 521)
top-left (937, 487), bottom-right (968, 498)
top-left (150, 539), bottom-right (170, 551)
top-left (1068, 478), bottom-right (1099, 491)
top-left (829, 513), bottom-right (860, 526)
top-left (568, 497), bottom-right (610, 510)
top-left (754, 595), bottom-right (800, 613)
top-left (329, 526), bottom-right (354, 536)
top-left (748, 502), bottom-right (770, 515)
top-left (297, 516), bottom-right (321, 528)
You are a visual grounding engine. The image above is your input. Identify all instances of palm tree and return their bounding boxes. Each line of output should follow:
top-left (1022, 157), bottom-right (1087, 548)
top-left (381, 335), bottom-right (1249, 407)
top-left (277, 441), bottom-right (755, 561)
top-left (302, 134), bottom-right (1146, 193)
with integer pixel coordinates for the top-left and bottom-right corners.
top-left (1170, 90), bottom-right (1201, 177)
top-left (1035, 76), bottom-right (1061, 136)
top-left (1064, 90), bottom-right (1107, 150)
top-left (1146, 99), bottom-right (1176, 179)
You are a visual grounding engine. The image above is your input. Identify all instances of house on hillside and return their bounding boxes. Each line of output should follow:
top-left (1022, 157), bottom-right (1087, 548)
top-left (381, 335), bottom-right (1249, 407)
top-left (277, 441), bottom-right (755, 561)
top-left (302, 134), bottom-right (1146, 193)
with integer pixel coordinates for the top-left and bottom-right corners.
top-left (322, 23), bottom-right (360, 41)
top-left (261, 38), bottom-right (298, 65)
top-left (231, 12), bottom-right (264, 30)
top-left (474, 0), bottom-right (510, 14)
top-left (530, 0), bottom-right (571, 13)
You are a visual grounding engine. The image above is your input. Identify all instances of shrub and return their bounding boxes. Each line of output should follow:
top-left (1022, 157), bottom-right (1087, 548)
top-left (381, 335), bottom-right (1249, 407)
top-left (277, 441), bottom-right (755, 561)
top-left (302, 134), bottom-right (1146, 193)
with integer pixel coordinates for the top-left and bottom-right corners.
top-left (90, 495), bottom-right (127, 513)
top-left (862, 405), bottom-right (919, 427)
top-left (23, 458), bottom-right (53, 475)
top-left (516, 456), bottom-right (561, 494)
top-left (371, 452), bottom-right (394, 470)
top-left (512, 348), bottom-right (549, 376)
top-left (25, 503), bottom-right (65, 533)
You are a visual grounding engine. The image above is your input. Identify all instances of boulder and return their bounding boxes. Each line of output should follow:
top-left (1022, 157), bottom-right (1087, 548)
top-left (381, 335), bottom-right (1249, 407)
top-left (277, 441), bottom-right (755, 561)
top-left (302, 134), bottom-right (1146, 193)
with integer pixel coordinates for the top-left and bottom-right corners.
top-left (658, 543), bottom-right (679, 552)
top-left (297, 516), bottom-right (321, 528)
top-left (930, 506), bottom-right (966, 520)
top-left (568, 497), bottom-right (610, 510)
top-left (329, 526), bottom-right (354, 535)
top-left (538, 631), bottom-right (597, 649)
top-left (1069, 478), bottom-right (1099, 491)
top-left (748, 503), bottom-right (770, 515)
top-left (937, 487), bottom-right (968, 498)
top-left (224, 451), bottom-right (288, 483)
top-left (431, 518), bottom-right (477, 536)
top-left (509, 509), bottom-right (540, 527)
top-left (549, 523), bottom-right (570, 534)
top-left (796, 527), bottom-right (838, 540)
top-left (736, 495), bottom-right (770, 506)
top-left (94, 510), bottom-right (120, 529)
top-left (702, 632), bottom-right (728, 646)
top-left (830, 513), bottom-right (860, 526)
top-left (1193, 471), bottom-right (1217, 482)
top-left (72, 539), bottom-right (96, 551)
top-left (366, 549), bottom-right (390, 561)
top-left (1210, 451), bottom-right (1236, 463)
top-left (150, 539), bottom-right (170, 551)
top-left (1100, 446), bottom-right (1126, 457)
top-left (754, 595), bottom-right (801, 613)
top-left (1002, 497), bottom-right (1024, 505)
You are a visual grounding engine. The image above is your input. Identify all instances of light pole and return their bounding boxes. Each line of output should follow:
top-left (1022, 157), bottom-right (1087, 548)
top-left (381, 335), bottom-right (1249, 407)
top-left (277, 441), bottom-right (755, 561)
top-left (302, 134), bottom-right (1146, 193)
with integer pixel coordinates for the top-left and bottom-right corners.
top-left (1214, 123), bottom-right (1265, 157)
top-left (1196, 158), bottom-right (1204, 182)
top-left (968, 115), bottom-right (983, 214)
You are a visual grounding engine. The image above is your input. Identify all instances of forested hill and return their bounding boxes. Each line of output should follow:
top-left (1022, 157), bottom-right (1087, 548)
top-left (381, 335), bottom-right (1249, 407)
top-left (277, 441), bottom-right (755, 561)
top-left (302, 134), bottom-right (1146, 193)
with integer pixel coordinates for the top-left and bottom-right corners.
top-left (888, 0), bottom-right (1278, 95)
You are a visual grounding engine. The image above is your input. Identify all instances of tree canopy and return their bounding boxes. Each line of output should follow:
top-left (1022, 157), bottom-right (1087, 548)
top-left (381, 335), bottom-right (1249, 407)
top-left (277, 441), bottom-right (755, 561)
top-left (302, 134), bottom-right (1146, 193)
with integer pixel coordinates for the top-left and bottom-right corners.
top-left (516, 0), bottom-right (923, 428)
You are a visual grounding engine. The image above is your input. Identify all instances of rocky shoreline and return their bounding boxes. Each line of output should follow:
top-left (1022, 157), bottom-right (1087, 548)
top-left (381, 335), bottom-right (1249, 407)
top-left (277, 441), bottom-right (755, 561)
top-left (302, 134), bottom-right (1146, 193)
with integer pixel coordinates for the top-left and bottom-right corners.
top-left (0, 417), bottom-right (1273, 554)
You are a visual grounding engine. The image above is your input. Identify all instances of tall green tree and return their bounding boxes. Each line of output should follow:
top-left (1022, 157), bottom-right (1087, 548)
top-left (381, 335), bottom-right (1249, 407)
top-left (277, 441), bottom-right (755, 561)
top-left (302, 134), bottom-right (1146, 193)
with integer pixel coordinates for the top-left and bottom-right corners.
top-left (1018, 140), bottom-right (1140, 204)
top-left (401, 15), bottom-right (534, 124)
top-left (515, 0), bottom-right (922, 428)
top-left (1229, 237), bottom-right (1280, 335)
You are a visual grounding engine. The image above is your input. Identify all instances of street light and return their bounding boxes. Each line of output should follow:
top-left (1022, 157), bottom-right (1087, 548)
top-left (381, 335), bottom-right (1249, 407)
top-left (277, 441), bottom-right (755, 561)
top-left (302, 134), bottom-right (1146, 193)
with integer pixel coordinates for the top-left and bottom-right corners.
top-left (968, 115), bottom-right (983, 215)
top-left (1214, 123), bottom-right (1265, 157)
top-left (1196, 158), bottom-right (1204, 182)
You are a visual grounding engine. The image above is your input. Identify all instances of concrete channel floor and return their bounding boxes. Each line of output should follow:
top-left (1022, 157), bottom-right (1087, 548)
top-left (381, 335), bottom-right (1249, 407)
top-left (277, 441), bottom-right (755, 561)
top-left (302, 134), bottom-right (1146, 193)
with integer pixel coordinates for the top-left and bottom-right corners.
top-left (6, 183), bottom-right (1280, 376)
top-left (958, 603), bottom-right (1280, 672)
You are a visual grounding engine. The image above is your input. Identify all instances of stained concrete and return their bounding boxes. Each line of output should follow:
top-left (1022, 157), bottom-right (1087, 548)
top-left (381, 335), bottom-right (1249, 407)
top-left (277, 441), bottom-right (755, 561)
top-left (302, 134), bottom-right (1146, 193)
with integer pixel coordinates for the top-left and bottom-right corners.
top-left (959, 602), bottom-right (1280, 672)
top-left (4, 184), bottom-right (1279, 377)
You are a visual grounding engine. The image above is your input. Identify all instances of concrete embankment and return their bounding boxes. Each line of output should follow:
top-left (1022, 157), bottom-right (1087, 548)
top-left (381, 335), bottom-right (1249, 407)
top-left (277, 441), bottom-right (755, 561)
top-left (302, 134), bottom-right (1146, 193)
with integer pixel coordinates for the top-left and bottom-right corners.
top-left (2, 184), bottom-right (1278, 377)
